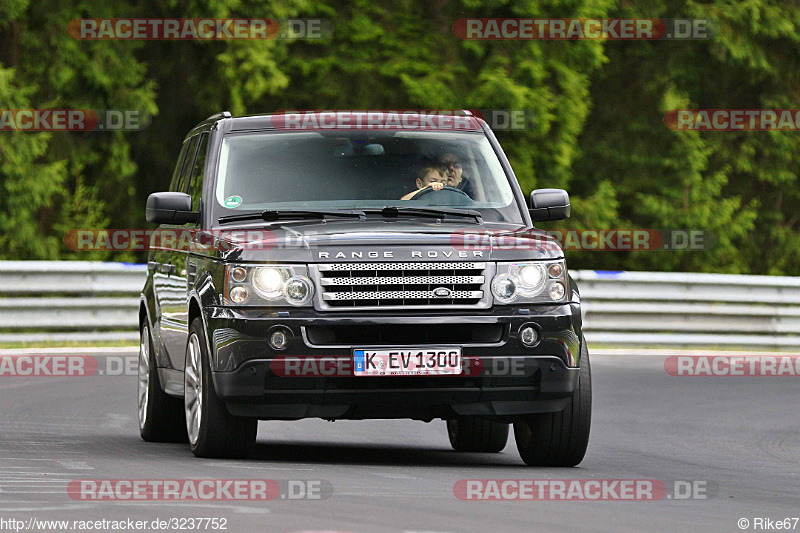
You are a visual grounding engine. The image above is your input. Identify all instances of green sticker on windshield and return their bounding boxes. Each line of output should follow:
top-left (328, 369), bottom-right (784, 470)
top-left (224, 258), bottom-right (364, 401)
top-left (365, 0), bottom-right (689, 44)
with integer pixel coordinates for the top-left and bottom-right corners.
top-left (223, 195), bottom-right (242, 208)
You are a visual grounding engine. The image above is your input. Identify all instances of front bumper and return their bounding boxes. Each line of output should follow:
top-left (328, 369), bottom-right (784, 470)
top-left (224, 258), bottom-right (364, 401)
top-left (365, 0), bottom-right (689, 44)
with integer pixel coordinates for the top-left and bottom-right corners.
top-left (203, 303), bottom-right (583, 420)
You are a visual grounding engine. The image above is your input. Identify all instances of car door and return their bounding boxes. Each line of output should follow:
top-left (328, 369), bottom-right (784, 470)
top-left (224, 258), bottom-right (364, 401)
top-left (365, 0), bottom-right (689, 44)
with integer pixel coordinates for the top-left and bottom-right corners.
top-left (184, 131), bottom-right (210, 298)
top-left (155, 134), bottom-right (199, 369)
top-left (163, 131), bottom-right (211, 369)
top-left (149, 137), bottom-right (191, 364)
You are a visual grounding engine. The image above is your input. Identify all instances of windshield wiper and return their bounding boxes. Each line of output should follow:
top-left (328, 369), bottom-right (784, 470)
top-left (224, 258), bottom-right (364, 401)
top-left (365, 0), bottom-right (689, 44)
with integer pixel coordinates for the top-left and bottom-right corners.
top-left (218, 209), bottom-right (366, 224)
top-left (366, 206), bottom-right (483, 223)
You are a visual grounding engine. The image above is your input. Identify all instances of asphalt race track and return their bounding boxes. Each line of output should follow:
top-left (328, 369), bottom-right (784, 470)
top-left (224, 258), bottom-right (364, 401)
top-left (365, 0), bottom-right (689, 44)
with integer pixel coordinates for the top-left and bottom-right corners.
top-left (0, 350), bottom-right (797, 532)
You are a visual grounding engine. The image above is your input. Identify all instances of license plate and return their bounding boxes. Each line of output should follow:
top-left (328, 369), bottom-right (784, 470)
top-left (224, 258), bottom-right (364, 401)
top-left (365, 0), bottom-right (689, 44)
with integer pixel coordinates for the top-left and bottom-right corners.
top-left (353, 348), bottom-right (462, 376)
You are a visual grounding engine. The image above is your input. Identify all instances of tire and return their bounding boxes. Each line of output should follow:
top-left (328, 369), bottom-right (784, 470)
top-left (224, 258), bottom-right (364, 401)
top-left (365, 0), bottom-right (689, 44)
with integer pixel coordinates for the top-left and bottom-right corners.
top-left (184, 317), bottom-right (257, 459)
top-left (447, 417), bottom-right (509, 453)
top-left (513, 338), bottom-right (592, 467)
top-left (138, 323), bottom-right (187, 442)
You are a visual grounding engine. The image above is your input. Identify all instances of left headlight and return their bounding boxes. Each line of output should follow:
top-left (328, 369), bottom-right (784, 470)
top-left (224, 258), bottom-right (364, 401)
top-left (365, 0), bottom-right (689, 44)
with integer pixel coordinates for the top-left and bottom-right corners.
top-left (491, 261), bottom-right (567, 304)
top-left (225, 264), bottom-right (314, 306)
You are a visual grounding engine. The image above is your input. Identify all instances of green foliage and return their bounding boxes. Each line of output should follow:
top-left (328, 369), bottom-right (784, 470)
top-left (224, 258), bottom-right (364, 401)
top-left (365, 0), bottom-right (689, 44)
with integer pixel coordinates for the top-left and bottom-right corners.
top-left (0, 0), bottom-right (797, 274)
top-left (0, 64), bottom-right (66, 259)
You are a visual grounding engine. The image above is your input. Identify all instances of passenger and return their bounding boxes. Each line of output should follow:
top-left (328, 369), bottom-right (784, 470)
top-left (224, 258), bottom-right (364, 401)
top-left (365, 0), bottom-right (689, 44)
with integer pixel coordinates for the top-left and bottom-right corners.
top-left (439, 152), bottom-right (475, 198)
top-left (401, 162), bottom-right (446, 200)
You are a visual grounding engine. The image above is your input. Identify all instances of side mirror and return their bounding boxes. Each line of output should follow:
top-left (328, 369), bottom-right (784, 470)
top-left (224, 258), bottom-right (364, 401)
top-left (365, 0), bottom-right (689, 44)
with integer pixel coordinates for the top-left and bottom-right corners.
top-left (146, 192), bottom-right (199, 225)
top-left (529, 188), bottom-right (570, 222)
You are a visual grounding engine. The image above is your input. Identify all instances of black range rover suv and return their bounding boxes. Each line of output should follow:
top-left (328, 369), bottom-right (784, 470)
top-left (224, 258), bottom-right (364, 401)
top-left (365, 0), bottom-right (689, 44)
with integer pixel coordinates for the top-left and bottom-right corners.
top-left (138, 110), bottom-right (591, 465)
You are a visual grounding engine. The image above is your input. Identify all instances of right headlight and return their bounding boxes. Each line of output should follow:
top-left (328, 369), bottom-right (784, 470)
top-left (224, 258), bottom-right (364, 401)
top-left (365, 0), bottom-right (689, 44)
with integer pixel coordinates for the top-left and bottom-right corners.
top-left (224, 264), bottom-right (314, 306)
top-left (253, 267), bottom-right (288, 299)
top-left (491, 260), bottom-right (567, 304)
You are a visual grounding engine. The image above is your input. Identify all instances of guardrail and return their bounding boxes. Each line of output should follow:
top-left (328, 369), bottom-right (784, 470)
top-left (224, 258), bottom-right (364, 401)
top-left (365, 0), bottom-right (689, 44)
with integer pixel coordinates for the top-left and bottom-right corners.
top-left (0, 261), bottom-right (146, 343)
top-left (572, 270), bottom-right (800, 349)
top-left (0, 262), bottom-right (797, 349)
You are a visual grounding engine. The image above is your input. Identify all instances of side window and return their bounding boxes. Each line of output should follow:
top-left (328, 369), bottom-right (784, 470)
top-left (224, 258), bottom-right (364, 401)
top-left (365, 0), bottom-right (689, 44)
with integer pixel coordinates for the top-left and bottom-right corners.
top-left (187, 133), bottom-right (210, 211)
top-left (176, 135), bottom-right (200, 193)
top-left (168, 140), bottom-right (190, 192)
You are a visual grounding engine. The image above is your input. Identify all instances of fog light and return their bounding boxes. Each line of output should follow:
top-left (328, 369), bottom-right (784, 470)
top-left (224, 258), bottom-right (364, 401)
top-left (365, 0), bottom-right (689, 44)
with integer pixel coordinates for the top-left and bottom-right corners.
top-left (229, 286), bottom-right (248, 304)
top-left (269, 329), bottom-right (290, 350)
top-left (548, 263), bottom-right (563, 278)
top-left (549, 282), bottom-right (566, 300)
top-left (520, 326), bottom-right (539, 347)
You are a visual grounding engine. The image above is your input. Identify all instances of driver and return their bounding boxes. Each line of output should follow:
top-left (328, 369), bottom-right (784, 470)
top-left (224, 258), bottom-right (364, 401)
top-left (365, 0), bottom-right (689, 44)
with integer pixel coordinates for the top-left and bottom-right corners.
top-left (439, 152), bottom-right (475, 198)
top-left (401, 162), bottom-right (445, 200)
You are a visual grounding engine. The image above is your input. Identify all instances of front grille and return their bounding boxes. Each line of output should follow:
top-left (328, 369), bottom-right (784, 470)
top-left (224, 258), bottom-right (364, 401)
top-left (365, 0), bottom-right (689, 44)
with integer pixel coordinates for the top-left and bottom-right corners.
top-left (313, 262), bottom-right (490, 310)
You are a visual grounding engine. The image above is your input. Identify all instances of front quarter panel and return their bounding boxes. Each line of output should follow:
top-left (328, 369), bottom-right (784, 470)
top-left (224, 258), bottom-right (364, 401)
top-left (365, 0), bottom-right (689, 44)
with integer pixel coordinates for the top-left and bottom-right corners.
top-left (140, 269), bottom-right (170, 368)
top-left (189, 255), bottom-right (226, 371)
top-left (568, 273), bottom-right (584, 365)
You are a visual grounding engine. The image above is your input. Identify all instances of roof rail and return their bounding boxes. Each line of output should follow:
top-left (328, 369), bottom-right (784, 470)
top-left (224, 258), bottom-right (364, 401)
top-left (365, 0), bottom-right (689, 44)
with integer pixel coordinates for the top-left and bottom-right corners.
top-left (206, 111), bottom-right (232, 121)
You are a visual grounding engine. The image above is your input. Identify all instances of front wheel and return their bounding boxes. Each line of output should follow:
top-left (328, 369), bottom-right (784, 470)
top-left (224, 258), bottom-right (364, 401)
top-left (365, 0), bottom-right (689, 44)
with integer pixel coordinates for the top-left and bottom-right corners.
top-left (138, 323), bottom-right (186, 442)
top-left (513, 338), bottom-right (592, 466)
top-left (184, 318), bottom-right (257, 459)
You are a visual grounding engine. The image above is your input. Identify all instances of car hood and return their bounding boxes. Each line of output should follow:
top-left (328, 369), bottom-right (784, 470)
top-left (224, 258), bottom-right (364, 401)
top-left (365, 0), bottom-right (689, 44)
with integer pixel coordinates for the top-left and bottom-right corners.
top-left (208, 220), bottom-right (564, 262)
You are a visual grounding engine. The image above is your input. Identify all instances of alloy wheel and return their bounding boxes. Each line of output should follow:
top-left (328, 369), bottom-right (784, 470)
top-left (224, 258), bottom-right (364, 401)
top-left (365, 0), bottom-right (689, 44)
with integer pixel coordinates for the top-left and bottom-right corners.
top-left (184, 333), bottom-right (203, 446)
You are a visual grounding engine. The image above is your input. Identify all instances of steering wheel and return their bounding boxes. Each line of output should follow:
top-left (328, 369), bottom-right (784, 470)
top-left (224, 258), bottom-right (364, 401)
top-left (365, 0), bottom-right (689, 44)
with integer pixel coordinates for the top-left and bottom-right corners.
top-left (409, 186), bottom-right (472, 206)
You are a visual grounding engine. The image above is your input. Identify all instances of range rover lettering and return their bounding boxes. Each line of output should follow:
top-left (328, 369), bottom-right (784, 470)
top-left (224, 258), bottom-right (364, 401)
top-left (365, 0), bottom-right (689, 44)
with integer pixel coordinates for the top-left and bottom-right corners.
top-left (137, 110), bottom-right (591, 465)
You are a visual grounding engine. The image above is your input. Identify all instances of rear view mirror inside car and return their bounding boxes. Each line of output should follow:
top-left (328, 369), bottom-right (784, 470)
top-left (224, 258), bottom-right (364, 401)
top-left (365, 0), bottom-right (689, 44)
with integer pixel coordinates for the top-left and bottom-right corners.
top-left (334, 142), bottom-right (385, 157)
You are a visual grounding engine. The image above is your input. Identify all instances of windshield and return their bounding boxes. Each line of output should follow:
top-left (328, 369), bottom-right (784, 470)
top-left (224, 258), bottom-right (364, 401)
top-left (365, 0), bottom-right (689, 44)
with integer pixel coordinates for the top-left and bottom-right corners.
top-left (213, 130), bottom-right (524, 224)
